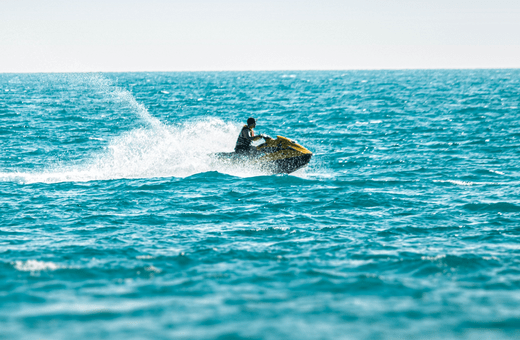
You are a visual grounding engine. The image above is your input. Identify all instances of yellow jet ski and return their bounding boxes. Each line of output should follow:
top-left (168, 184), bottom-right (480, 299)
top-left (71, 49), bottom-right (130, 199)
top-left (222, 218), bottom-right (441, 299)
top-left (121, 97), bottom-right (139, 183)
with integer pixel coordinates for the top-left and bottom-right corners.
top-left (214, 136), bottom-right (312, 174)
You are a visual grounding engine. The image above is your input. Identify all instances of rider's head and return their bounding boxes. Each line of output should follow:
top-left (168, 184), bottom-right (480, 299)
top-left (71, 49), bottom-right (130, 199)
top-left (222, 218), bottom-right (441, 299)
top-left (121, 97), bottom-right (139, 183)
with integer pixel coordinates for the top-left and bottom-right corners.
top-left (247, 117), bottom-right (256, 128)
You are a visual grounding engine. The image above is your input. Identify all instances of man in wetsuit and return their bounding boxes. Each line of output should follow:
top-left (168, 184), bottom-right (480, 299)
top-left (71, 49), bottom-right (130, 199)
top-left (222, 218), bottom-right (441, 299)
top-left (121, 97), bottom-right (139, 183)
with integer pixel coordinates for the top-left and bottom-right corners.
top-left (235, 117), bottom-right (269, 154)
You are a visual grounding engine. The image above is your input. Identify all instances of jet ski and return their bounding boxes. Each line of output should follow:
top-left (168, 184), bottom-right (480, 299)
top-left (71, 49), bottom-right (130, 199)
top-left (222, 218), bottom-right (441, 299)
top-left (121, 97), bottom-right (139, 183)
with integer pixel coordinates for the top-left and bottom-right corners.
top-left (214, 135), bottom-right (312, 174)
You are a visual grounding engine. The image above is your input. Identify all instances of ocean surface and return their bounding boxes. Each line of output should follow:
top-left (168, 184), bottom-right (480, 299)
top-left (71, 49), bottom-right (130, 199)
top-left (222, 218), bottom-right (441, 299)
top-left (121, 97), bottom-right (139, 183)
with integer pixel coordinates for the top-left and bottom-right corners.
top-left (1, 70), bottom-right (520, 340)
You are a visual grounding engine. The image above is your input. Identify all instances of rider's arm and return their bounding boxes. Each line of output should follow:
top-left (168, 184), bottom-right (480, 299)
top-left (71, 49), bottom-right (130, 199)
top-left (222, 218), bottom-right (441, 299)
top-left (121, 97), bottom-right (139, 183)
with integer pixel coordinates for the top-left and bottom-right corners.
top-left (245, 129), bottom-right (263, 141)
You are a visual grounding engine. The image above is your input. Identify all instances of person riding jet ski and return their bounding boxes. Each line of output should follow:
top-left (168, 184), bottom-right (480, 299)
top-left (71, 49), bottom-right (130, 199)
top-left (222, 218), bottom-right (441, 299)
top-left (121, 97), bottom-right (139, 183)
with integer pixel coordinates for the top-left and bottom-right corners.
top-left (234, 117), bottom-right (270, 155)
top-left (214, 117), bottom-right (312, 174)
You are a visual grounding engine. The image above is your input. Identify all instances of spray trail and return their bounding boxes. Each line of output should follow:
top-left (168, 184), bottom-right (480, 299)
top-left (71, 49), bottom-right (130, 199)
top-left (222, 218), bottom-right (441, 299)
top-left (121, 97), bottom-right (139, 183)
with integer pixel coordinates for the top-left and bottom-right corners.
top-left (0, 118), bottom-right (253, 184)
top-left (0, 73), bottom-right (241, 183)
top-left (85, 73), bottom-right (164, 129)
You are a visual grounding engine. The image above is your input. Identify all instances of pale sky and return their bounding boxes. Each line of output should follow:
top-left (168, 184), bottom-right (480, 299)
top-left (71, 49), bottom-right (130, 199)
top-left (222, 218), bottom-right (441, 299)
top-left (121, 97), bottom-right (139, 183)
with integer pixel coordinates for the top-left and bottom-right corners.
top-left (1, 0), bottom-right (519, 72)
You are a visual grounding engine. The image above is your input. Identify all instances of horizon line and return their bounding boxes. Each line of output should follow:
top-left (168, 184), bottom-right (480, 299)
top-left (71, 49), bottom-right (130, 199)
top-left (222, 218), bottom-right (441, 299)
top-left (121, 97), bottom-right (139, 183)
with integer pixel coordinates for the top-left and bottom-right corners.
top-left (1, 66), bottom-right (520, 75)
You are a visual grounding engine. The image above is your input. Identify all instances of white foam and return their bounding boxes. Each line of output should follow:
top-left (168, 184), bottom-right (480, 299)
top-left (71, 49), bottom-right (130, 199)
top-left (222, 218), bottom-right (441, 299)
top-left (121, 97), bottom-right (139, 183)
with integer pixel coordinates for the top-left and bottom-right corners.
top-left (136, 255), bottom-right (154, 260)
top-left (421, 255), bottom-right (446, 261)
top-left (1, 118), bottom-right (268, 183)
top-left (442, 180), bottom-right (474, 186)
top-left (13, 260), bottom-right (62, 272)
top-left (291, 162), bottom-right (331, 180)
top-left (433, 180), bottom-right (502, 186)
top-left (144, 265), bottom-right (162, 273)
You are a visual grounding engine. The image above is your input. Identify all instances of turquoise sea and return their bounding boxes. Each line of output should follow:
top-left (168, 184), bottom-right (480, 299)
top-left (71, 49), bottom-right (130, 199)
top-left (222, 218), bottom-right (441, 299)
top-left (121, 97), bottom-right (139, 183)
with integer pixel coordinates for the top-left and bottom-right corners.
top-left (1, 70), bottom-right (520, 339)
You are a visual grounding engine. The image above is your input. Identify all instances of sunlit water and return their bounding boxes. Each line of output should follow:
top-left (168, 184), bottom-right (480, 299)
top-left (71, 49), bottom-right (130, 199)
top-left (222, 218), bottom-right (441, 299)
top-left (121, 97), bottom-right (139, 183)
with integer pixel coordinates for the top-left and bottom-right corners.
top-left (1, 70), bottom-right (520, 340)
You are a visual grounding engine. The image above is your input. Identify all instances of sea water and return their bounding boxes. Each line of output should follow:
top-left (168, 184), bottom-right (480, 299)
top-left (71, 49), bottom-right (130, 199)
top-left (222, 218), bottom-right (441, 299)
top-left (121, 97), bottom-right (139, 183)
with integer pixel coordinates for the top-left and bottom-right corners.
top-left (1, 70), bottom-right (519, 340)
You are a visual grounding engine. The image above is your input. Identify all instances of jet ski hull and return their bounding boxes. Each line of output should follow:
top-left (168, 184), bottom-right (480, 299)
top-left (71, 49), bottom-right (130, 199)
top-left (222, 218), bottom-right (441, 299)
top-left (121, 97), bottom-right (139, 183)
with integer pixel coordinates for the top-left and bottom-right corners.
top-left (267, 153), bottom-right (312, 174)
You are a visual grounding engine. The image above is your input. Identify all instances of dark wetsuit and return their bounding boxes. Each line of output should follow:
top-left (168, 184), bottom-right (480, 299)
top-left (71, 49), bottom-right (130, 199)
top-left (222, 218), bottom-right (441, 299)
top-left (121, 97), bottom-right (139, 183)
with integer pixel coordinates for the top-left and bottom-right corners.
top-left (235, 125), bottom-right (258, 154)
